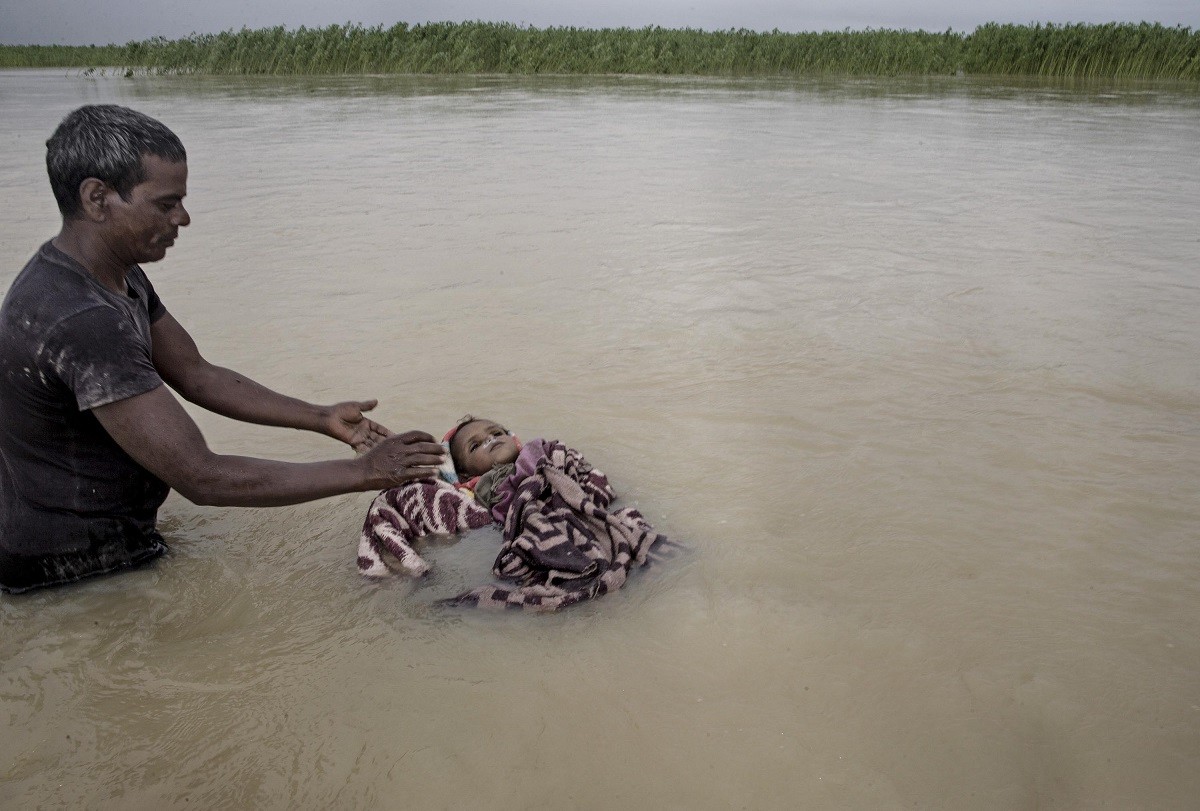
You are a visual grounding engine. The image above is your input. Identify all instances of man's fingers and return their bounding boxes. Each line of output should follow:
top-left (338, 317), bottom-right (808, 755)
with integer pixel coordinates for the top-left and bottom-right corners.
top-left (392, 462), bottom-right (442, 479)
top-left (404, 452), bottom-right (446, 468)
top-left (358, 399), bottom-right (378, 412)
top-left (366, 431), bottom-right (448, 484)
top-left (393, 430), bottom-right (438, 445)
top-left (394, 468), bottom-right (439, 484)
top-left (409, 442), bottom-right (447, 457)
top-left (377, 438), bottom-right (442, 457)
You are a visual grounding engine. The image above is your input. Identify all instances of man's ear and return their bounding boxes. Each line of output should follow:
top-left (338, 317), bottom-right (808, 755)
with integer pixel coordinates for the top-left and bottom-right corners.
top-left (78, 178), bottom-right (109, 222)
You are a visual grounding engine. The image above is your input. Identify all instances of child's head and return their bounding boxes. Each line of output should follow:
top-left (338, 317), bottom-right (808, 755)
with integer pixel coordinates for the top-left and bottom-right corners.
top-left (445, 415), bottom-right (520, 478)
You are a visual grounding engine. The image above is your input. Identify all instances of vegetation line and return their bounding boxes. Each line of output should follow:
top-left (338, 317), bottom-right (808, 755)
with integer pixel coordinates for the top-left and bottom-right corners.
top-left (1, 22), bottom-right (1197, 80)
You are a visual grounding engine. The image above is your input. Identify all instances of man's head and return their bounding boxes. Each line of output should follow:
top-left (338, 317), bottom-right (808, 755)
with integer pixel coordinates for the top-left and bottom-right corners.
top-left (47, 105), bottom-right (191, 265)
top-left (447, 417), bottom-right (520, 478)
top-left (46, 104), bottom-right (187, 218)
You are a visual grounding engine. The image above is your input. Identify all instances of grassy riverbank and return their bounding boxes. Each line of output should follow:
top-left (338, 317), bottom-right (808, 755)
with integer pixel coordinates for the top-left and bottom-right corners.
top-left (2, 22), bottom-right (1197, 79)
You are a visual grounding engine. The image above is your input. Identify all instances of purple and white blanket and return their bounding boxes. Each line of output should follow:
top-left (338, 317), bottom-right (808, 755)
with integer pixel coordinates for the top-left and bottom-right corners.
top-left (357, 439), bottom-right (673, 612)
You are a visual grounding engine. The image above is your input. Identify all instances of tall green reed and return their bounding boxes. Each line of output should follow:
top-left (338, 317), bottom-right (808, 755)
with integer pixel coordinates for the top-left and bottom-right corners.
top-left (1, 22), bottom-right (1196, 80)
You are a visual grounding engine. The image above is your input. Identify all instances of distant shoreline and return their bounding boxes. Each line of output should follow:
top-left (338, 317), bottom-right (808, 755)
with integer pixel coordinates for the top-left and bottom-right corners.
top-left (1, 22), bottom-right (1197, 80)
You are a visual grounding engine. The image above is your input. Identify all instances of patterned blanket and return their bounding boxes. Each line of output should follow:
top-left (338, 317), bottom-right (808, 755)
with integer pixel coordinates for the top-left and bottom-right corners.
top-left (357, 439), bottom-right (674, 611)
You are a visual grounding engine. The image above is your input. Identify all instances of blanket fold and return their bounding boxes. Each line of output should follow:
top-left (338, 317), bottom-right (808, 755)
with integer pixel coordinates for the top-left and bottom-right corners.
top-left (357, 479), bottom-right (493, 577)
top-left (357, 439), bottom-right (673, 611)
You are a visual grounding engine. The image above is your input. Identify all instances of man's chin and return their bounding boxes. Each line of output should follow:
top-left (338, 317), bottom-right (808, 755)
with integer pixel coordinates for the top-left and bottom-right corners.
top-left (141, 244), bottom-right (171, 262)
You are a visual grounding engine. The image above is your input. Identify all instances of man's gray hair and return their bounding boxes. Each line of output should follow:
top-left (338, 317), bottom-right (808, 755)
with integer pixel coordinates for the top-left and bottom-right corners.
top-left (46, 104), bottom-right (187, 217)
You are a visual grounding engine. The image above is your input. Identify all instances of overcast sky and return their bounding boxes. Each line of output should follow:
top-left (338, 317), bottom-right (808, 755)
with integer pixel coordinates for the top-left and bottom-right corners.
top-left (2, 0), bottom-right (1197, 46)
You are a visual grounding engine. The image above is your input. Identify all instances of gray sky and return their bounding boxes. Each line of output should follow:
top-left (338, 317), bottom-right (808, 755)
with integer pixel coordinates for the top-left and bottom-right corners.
top-left (2, 0), bottom-right (1197, 46)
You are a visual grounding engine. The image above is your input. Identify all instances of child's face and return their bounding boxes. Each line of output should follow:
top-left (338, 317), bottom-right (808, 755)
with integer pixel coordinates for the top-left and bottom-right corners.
top-left (451, 419), bottom-right (520, 477)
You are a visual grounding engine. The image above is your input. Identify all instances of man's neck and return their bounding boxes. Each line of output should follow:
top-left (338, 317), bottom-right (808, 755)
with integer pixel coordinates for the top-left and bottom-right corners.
top-left (52, 224), bottom-right (129, 295)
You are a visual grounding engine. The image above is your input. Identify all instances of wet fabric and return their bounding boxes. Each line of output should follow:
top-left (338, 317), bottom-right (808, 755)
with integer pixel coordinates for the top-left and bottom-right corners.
top-left (357, 478), bottom-right (493, 577)
top-left (471, 462), bottom-right (514, 511)
top-left (358, 439), bottom-right (674, 612)
top-left (0, 241), bottom-right (170, 593)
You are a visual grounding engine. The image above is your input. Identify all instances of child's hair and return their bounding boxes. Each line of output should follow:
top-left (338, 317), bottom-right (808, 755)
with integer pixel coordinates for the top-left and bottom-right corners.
top-left (443, 414), bottom-right (481, 472)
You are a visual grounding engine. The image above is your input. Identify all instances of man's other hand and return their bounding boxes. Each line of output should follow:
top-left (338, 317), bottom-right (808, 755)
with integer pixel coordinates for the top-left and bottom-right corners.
top-left (322, 399), bottom-right (393, 452)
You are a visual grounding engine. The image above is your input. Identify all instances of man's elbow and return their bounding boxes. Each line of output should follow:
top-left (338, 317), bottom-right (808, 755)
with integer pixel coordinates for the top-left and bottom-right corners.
top-left (176, 484), bottom-right (223, 507)
top-left (166, 458), bottom-right (234, 506)
top-left (167, 375), bottom-right (211, 406)
top-left (158, 359), bottom-right (219, 406)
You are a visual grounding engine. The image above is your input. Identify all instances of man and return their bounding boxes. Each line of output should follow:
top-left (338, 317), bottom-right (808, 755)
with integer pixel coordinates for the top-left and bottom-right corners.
top-left (0, 104), bottom-right (443, 593)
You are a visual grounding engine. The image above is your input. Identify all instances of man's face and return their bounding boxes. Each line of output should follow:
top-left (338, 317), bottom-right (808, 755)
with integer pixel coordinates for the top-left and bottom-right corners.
top-left (451, 419), bottom-right (520, 477)
top-left (102, 154), bottom-right (190, 265)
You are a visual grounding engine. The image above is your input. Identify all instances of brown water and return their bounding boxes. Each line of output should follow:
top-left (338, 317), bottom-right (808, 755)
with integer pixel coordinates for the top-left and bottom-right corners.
top-left (1, 69), bottom-right (1198, 809)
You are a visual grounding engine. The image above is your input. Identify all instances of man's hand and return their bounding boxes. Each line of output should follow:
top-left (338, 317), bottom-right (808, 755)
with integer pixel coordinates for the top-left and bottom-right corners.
top-left (359, 431), bottom-right (446, 489)
top-left (321, 399), bottom-right (393, 453)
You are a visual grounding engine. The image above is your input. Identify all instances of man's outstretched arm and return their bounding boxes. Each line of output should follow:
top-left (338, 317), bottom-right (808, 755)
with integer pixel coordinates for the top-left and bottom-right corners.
top-left (92, 385), bottom-right (443, 507)
top-left (149, 312), bottom-right (390, 451)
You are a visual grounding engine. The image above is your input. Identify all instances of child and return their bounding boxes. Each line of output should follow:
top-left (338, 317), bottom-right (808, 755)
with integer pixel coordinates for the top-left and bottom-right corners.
top-left (358, 414), bottom-right (676, 611)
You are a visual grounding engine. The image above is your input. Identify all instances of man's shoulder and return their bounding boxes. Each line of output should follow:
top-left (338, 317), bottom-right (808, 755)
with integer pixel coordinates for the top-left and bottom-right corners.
top-left (3, 242), bottom-right (110, 325)
top-left (1, 247), bottom-right (129, 383)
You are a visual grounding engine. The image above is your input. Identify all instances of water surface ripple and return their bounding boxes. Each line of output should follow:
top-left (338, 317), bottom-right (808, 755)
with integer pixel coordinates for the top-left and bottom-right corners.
top-left (1, 70), bottom-right (1198, 809)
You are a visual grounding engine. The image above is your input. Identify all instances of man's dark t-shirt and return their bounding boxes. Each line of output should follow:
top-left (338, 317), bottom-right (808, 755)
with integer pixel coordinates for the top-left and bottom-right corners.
top-left (0, 241), bottom-right (170, 592)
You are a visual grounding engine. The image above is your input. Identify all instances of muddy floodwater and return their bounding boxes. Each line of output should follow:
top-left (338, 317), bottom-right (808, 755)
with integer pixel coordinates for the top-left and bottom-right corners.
top-left (1, 68), bottom-right (1198, 808)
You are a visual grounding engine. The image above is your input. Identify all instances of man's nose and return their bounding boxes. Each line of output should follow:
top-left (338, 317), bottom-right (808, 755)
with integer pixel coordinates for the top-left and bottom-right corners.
top-left (173, 204), bottom-right (191, 227)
